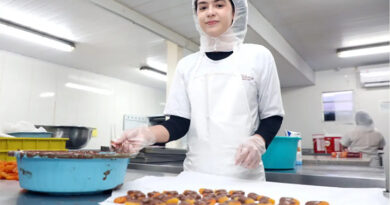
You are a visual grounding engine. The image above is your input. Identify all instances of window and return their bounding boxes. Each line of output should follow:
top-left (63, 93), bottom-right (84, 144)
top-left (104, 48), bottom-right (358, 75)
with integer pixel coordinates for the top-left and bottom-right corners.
top-left (322, 91), bottom-right (354, 122)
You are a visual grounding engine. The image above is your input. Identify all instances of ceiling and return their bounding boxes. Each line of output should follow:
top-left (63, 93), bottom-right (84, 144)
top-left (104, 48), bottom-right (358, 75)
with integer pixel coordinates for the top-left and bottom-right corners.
top-left (0, 0), bottom-right (388, 90)
top-left (251, 0), bottom-right (389, 71)
top-left (118, 0), bottom-right (389, 70)
top-left (116, 0), bottom-right (198, 42)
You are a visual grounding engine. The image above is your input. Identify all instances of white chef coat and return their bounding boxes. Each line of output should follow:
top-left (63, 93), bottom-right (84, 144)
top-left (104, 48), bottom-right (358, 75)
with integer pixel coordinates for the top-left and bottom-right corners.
top-left (164, 43), bottom-right (285, 129)
top-left (341, 126), bottom-right (386, 166)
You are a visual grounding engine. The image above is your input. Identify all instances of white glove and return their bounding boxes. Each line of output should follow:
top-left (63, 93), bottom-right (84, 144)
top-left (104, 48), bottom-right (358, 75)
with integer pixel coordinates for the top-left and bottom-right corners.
top-left (111, 127), bottom-right (156, 154)
top-left (234, 135), bottom-right (266, 169)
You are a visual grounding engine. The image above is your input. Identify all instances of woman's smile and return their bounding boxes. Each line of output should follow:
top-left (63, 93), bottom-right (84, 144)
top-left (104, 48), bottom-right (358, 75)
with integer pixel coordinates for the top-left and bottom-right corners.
top-left (206, 20), bottom-right (219, 26)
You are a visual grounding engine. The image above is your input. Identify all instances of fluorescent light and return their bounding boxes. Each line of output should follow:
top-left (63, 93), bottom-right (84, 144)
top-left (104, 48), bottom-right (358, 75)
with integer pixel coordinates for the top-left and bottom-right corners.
top-left (364, 82), bottom-right (390, 87)
top-left (65, 82), bottom-right (112, 95)
top-left (337, 42), bottom-right (390, 58)
top-left (39, 92), bottom-right (55, 98)
top-left (338, 45), bottom-right (390, 58)
top-left (0, 7), bottom-right (74, 40)
top-left (0, 18), bottom-right (75, 52)
top-left (146, 58), bottom-right (168, 72)
top-left (140, 69), bottom-right (167, 81)
top-left (140, 66), bottom-right (167, 82)
top-left (343, 35), bottom-right (390, 47)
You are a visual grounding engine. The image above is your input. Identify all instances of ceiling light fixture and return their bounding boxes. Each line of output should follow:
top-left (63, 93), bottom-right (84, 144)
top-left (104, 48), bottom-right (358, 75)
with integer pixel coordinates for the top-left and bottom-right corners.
top-left (39, 92), bottom-right (56, 98)
top-left (343, 35), bottom-right (390, 47)
top-left (65, 82), bottom-right (112, 95)
top-left (337, 42), bottom-right (390, 58)
top-left (146, 58), bottom-right (168, 72)
top-left (0, 18), bottom-right (75, 52)
top-left (140, 66), bottom-right (167, 82)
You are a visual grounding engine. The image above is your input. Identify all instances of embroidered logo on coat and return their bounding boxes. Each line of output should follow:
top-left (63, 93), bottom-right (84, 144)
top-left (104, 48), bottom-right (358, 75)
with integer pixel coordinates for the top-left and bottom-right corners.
top-left (241, 74), bottom-right (254, 81)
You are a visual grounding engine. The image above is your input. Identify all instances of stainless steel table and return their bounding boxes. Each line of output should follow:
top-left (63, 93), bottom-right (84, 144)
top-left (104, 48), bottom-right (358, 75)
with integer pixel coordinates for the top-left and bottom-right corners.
top-left (128, 161), bottom-right (386, 188)
top-left (0, 163), bottom-right (386, 204)
top-left (0, 170), bottom-right (175, 205)
top-left (302, 155), bottom-right (371, 166)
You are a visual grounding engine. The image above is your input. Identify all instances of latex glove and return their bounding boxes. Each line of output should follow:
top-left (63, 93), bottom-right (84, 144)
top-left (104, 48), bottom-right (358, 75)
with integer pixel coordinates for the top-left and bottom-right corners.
top-left (111, 127), bottom-right (156, 154)
top-left (234, 135), bottom-right (266, 169)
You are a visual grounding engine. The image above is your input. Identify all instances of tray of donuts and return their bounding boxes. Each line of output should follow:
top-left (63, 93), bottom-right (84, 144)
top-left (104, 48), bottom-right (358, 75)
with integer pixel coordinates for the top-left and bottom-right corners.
top-left (112, 188), bottom-right (329, 205)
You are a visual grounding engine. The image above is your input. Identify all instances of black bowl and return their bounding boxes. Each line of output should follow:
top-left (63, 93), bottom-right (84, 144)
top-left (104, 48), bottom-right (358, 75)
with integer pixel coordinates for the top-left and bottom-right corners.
top-left (38, 126), bottom-right (94, 149)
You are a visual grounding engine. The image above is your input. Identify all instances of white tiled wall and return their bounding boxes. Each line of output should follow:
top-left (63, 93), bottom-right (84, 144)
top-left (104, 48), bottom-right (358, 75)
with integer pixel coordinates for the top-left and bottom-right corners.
top-left (28, 59), bottom-right (57, 124)
top-left (0, 53), bottom-right (33, 124)
top-left (0, 50), bottom-right (165, 149)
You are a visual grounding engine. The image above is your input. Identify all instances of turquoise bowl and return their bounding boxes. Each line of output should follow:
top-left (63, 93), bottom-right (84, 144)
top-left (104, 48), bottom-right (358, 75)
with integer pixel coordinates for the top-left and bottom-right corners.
top-left (11, 151), bottom-right (129, 194)
top-left (262, 136), bottom-right (301, 170)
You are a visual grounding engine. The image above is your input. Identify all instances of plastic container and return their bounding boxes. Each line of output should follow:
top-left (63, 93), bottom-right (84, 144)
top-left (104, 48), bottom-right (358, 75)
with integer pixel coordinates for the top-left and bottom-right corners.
top-left (312, 134), bottom-right (326, 153)
top-left (10, 151), bottom-right (130, 194)
top-left (324, 135), bottom-right (343, 154)
top-left (296, 140), bottom-right (302, 165)
top-left (7, 132), bottom-right (52, 138)
top-left (262, 136), bottom-right (301, 170)
top-left (0, 137), bottom-right (68, 161)
top-left (285, 130), bottom-right (302, 165)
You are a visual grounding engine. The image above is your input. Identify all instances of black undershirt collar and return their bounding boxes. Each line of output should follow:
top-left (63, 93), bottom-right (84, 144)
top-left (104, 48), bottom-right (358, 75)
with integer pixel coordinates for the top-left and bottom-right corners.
top-left (205, 51), bottom-right (233, 61)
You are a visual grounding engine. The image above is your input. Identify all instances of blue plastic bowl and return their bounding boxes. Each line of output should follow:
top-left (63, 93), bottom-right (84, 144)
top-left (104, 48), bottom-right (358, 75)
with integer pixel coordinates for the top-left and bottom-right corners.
top-left (262, 136), bottom-right (301, 170)
top-left (8, 132), bottom-right (52, 138)
top-left (12, 151), bottom-right (130, 194)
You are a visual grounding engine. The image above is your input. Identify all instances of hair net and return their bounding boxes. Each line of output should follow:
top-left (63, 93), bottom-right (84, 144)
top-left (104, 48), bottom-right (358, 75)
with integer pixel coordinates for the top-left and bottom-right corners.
top-left (192, 0), bottom-right (248, 52)
top-left (355, 111), bottom-right (373, 127)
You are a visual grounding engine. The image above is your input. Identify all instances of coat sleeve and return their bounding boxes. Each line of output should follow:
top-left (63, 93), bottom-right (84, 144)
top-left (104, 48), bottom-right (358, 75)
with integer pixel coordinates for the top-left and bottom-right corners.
top-left (341, 132), bottom-right (352, 147)
top-left (256, 47), bottom-right (285, 119)
top-left (164, 59), bottom-right (191, 119)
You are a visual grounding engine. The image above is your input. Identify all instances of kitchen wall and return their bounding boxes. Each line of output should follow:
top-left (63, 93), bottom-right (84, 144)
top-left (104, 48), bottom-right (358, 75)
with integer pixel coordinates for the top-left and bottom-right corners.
top-left (279, 67), bottom-right (389, 149)
top-left (0, 50), bottom-right (166, 149)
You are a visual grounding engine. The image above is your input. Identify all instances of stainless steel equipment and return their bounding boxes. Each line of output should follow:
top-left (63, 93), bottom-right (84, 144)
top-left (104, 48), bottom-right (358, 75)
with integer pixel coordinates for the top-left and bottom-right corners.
top-left (131, 147), bottom-right (186, 163)
top-left (122, 115), bottom-right (188, 149)
top-left (122, 115), bottom-right (171, 147)
top-left (39, 126), bottom-right (94, 149)
top-left (384, 143), bottom-right (389, 195)
top-left (123, 115), bottom-right (149, 131)
top-left (122, 115), bottom-right (165, 131)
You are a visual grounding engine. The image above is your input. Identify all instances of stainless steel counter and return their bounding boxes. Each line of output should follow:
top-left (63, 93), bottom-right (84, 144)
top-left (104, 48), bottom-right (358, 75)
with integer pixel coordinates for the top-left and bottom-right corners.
top-left (128, 161), bottom-right (386, 188)
top-left (302, 155), bottom-right (371, 166)
top-left (266, 165), bottom-right (385, 188)
top-left (0, 169), bottom-right (175, 205)
top-left (0, 162), bottom-right (387, 204)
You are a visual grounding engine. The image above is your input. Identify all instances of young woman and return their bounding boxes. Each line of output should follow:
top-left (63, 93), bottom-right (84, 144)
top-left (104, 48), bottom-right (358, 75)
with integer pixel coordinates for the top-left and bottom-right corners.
top-left (112, 0), bottom-right (284, 180)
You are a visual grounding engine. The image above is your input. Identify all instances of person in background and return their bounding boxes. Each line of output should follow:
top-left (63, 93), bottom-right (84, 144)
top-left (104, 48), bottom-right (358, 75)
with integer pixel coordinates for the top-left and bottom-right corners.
top-left (112, 0), bottom-right (284, 180)
top-left (341, 111), bottom-right (386, 167)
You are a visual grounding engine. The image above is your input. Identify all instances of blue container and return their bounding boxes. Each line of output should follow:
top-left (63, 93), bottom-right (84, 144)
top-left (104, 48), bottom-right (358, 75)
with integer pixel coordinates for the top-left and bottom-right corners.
top-left (262, 136), bottom-right (301, 170)
top-left (8, 132), bottom-right (52, 138)
top-left (12, 151), bottom-right (129, 194)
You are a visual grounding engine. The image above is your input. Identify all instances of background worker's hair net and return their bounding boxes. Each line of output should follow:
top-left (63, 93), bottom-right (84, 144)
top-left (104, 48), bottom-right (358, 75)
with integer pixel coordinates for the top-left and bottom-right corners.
top-left (355, 111), bottom-right (373, 127)
top-left (192, 0), bottom-right (248, 52)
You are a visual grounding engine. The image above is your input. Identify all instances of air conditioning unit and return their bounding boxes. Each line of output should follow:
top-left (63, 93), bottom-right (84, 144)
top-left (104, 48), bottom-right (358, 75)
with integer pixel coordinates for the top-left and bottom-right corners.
top-left (359, 64), bottom-right (390, 88)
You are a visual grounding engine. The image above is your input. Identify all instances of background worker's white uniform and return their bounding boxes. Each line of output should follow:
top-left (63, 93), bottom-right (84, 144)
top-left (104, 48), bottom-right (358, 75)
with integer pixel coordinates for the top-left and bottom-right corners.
top-left (164, 0), bottom-right (284, 179)
top-left (341, 112), bottom-right (386, 167)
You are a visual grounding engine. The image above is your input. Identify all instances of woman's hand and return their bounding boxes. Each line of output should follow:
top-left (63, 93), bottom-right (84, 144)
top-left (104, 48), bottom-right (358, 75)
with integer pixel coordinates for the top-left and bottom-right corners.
top-left (234, 135), bottom-right (266, 169)
top-left (111, 127), bottom-right (157, 154)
